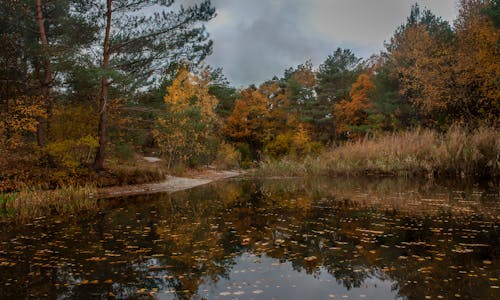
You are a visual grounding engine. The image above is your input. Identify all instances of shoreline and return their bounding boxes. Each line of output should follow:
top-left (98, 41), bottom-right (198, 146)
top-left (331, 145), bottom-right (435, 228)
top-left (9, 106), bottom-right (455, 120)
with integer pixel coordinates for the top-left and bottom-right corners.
top-left (0, 170), bottom-right (243, 223)
top-left (98, 170), bottom-right (244, 198)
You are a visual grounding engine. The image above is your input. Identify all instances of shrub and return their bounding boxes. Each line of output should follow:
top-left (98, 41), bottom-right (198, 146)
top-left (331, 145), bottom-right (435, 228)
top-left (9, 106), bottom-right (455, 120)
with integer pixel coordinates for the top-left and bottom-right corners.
top-left (214, 142), bottom-right (241, 169)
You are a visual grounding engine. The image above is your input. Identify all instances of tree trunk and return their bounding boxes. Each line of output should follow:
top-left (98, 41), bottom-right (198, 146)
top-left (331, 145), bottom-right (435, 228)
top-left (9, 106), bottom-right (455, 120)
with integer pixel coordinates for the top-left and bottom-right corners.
top-left (94, 0), bottom-right (112, 170)
top-left (35, 0), bottom-right (52, 148)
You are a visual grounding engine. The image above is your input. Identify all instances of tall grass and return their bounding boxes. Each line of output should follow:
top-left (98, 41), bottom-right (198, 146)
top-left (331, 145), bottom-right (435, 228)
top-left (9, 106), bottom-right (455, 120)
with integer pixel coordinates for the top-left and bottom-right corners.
top-left (0, 185), bottom-right (98, 222)
top-left (257, 126), bottom-right (499, 178)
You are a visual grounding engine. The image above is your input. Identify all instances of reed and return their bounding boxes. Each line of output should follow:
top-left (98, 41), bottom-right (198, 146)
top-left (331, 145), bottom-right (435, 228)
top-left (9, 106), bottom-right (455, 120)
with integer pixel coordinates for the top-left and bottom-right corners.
top-left (0, 184), bottom-right (98, 222)
top-left (257, 126), bottom-right (499, 179)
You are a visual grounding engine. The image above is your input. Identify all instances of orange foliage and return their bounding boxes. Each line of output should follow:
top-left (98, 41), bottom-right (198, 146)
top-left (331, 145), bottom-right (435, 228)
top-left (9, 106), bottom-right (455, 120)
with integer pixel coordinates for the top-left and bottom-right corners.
top-left (454, 0), bottom-right (500, 123)
top-left (334, 74), bottom-right (375, 138)
top-left (224, 86), bottom-right (271, 145)
top-left (391, 24), bottom-right (454, 120)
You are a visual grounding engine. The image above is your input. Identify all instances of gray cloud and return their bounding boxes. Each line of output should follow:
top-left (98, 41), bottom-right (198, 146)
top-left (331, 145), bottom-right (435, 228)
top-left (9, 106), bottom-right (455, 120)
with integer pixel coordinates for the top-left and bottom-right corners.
top-left (205, 0), bottom-right (458, 86)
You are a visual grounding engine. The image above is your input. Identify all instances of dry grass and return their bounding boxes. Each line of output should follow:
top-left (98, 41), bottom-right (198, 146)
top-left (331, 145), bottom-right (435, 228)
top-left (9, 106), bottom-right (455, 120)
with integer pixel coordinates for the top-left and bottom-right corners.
top-left (257, 126), bottom-right (499, 179)
top-left (104, 156), bottom-right (168, 186)
top-left (0, 185), bottom-right (98, 222)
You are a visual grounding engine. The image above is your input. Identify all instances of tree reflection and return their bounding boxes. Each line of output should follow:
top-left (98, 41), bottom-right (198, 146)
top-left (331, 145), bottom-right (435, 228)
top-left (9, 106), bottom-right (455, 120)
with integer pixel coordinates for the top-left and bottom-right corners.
top-left (0, 177), bottom-right (498, 299)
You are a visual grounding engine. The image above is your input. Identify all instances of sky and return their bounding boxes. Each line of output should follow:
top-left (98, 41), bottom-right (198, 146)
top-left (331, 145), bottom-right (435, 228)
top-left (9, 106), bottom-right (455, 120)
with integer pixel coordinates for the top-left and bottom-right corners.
top-left (204, 0), bottom-right (459, 86)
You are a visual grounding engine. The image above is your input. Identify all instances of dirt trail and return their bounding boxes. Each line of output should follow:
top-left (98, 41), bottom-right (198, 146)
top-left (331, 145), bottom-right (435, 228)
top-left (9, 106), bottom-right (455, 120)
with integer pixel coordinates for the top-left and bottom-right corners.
top-left (99, 170), bottom-right (243, 198)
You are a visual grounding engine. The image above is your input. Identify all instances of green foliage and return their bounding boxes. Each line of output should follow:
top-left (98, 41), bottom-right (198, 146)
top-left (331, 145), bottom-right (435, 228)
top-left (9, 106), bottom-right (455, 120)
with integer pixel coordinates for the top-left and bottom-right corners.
top-left (235, 143), bottom-right (253, 169)
top-left (313, 48), bottom-right (361, 141)
top-left (483, 0), bottom-right (500, 28)
top-left (113, 143), bottom-right (136, 162)
top-left (368, 61), bottom-right (417, 131)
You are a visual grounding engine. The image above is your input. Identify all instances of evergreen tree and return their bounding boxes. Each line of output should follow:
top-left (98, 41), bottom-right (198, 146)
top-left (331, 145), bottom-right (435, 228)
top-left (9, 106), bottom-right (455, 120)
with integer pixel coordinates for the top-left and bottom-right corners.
top-left (314, 48), bottom-right (361, 141)
top-left (90, 0), bottom-right (216, 170)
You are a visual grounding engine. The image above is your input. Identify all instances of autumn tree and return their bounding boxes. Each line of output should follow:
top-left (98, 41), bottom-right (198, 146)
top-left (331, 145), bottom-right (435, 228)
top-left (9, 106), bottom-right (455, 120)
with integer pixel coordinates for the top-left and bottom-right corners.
top-left (284, 61), bottom-right (317, 107)
top-left (387, 4), bottom-right (455, 127)
top-left (224, 86), bottom-right (271, 158)
top-left (153, 68), bottom-right (219, 168)
top-left (333, 74), bottom-right (375, 139)
top-left (453, 0), bottom-right (500, 124)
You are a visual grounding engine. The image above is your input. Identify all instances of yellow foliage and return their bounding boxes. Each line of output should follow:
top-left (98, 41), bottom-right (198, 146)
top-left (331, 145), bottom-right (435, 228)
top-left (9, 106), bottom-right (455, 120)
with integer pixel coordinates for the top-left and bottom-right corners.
top-left (155, 68), bottom-right (220, 167)
top-left (266, 124), bottom-right (317, 158)
top-left (266, 132), bottom-right (293, 158)
top-left (45, 135), bottom-right (99, 170)
top-left (164, 68), bottom-right (218, 122)
top-left (292, 124), bottom-right (312, 154)
top-left (0, 96), bottom-right (46, 149)
top-left (50, 105), bottom-right (97, 142)
top-left (214, 142), bottom-right (241, 169)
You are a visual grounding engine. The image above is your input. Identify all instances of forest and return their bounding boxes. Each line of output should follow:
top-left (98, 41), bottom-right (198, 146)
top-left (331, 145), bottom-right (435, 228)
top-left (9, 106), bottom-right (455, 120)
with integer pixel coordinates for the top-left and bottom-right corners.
top-left (0, 0), bottom-right (499, 194)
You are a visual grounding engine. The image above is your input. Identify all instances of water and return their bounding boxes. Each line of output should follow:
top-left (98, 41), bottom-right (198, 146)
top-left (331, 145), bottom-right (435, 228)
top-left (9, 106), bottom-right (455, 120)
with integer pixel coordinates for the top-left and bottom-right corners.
top-left (0, 177), bottom-right (498, 299)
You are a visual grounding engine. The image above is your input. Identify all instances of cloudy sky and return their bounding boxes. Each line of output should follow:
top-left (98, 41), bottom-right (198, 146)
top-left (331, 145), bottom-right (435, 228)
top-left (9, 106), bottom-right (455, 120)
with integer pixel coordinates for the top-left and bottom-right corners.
top-left (204, 0), bottom-right (458, 86)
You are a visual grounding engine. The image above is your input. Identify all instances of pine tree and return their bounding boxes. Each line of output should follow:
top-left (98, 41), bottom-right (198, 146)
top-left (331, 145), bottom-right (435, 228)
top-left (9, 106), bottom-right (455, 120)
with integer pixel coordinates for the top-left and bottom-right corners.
top-left (90, 0), bottom-right (216, 170)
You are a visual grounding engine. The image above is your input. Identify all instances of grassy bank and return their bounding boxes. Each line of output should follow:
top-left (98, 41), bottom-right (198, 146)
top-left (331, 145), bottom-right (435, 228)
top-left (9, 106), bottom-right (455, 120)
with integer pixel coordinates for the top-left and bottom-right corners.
top-left (0, 154), bottom-right (169, 193)
top-left (257, 126), bottom-right (499, 179)
top-left (0, 185), bottom-right (98, 222)
top-left (0, 156), bottom-right (170, 222)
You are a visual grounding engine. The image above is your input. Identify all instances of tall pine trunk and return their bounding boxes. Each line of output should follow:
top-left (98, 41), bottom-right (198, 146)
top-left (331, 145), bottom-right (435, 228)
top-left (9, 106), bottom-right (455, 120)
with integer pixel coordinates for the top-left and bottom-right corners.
top-left (35, 0), bottom-right (52, 148)
top-left (94, 0), bottom-right (112, 170)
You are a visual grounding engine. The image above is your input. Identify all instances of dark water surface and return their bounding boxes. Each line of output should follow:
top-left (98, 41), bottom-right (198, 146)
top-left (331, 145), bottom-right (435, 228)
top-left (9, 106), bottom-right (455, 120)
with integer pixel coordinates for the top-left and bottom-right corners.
top-left (0, 177), bottom-right (499, 300)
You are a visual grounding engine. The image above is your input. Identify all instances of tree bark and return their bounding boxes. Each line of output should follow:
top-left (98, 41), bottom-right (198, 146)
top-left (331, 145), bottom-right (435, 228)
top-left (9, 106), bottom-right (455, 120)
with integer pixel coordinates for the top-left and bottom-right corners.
top-left (94, 0), bottom-right (112, 170)
top-left (35, 0), bottom-right (52, 148)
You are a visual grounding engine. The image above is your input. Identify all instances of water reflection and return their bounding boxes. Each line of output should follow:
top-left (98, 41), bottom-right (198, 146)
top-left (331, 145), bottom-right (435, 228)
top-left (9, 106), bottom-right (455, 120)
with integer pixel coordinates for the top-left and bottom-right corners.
top-left (0, 177), bottom-right (498, 299)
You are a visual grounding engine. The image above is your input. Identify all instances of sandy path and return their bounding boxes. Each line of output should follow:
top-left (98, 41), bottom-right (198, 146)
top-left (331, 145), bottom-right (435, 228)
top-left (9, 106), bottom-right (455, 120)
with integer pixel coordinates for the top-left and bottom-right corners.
top-left (99, 170), bottom-right (243, 198)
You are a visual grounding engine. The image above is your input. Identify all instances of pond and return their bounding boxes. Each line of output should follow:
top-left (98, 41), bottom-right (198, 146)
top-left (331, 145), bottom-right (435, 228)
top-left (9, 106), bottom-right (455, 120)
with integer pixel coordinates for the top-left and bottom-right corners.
top-left (0, 177), bottom-right (499, 299)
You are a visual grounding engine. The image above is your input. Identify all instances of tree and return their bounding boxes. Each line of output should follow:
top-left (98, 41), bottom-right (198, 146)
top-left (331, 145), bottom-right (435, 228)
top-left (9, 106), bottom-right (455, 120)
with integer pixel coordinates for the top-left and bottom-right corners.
top-left (153, 68), bottom-right (219, 168)
top-left (334, 74), bottom-right (375, 139)
top-left (483, 0), bottom-right (500, 28)
top-left (35, 0), bottom-right (52, 147)
top-left (209, 69), bottom-right (240, 120)
top-left (283, 61), bottom-right (317, 120)
top-left (314, 48), bottom-right (361, 141)
top-left (1, 0), bottom-right (96, 150)
top-left (91, 0), bottom-right (216, 170)
top-left (224, 86), bottom-right (270, 156)
top-left (454, 0), bottom-right (500, 124)
top-left (386, 4), bottom-right (455, 127)
top-left (366, 55), bottom-right (416, 131)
